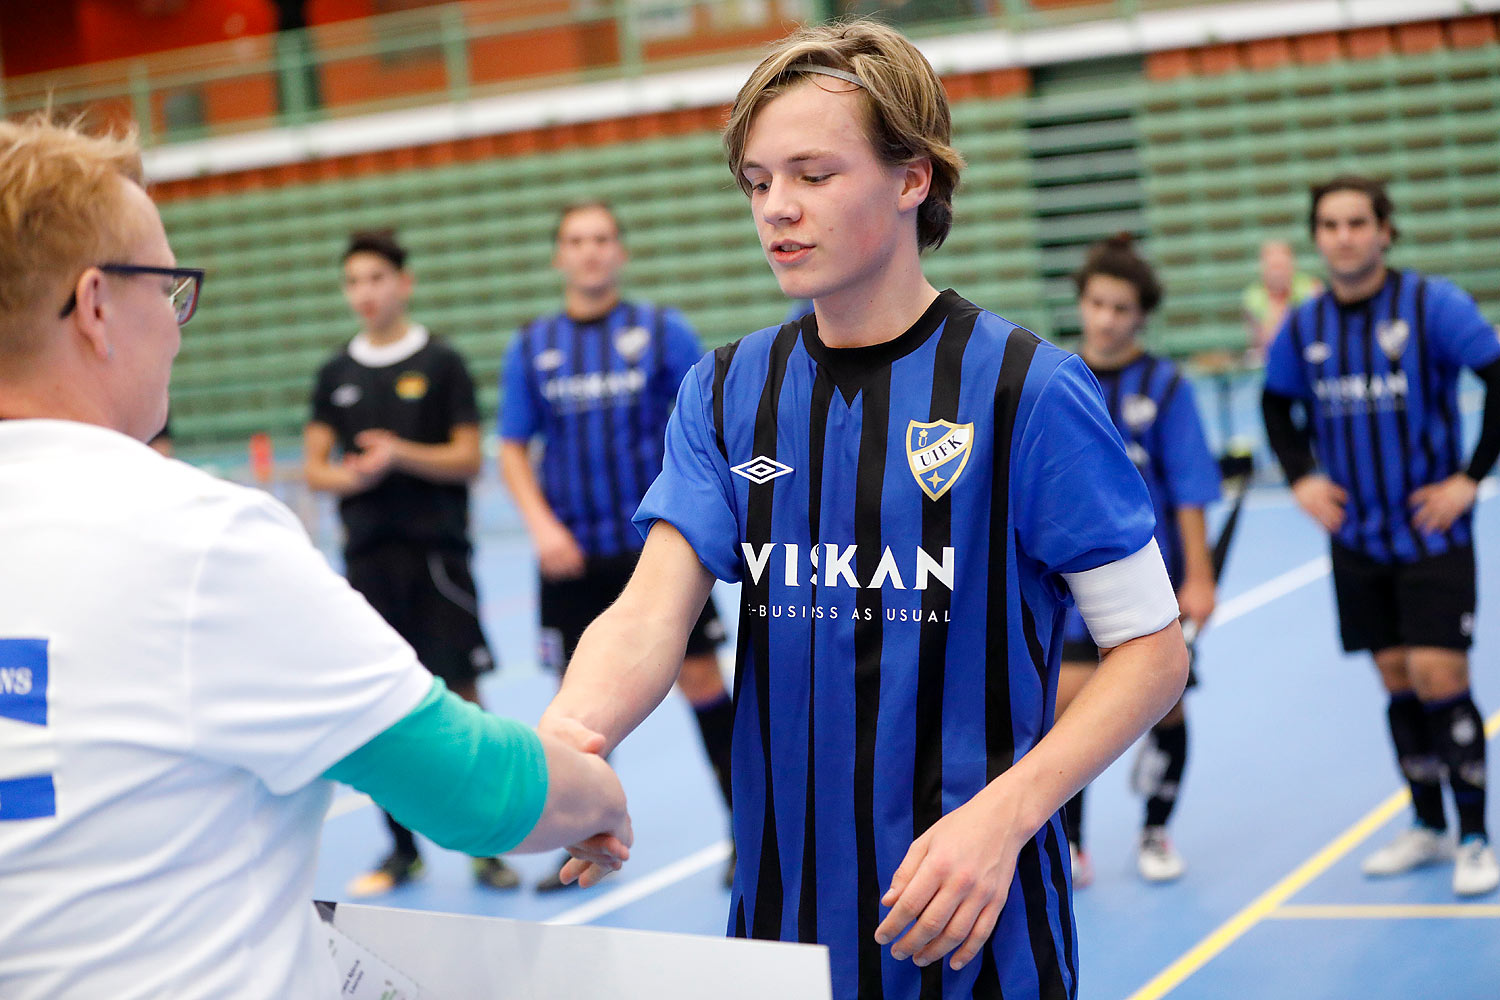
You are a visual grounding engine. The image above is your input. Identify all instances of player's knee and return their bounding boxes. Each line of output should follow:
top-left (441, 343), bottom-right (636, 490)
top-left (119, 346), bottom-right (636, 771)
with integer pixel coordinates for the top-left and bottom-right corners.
top-left (1371, 647), bottom-right (1412, 693)
top-left (1408, 648), bottom-right (1469, 701)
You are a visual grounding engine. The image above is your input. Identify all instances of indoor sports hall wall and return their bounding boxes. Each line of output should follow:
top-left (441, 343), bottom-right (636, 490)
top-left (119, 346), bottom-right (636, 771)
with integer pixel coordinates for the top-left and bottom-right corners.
top-left (152, 20), bottom-right (1500, 451)
top-left (155, 81), bottom-right (1039, 450)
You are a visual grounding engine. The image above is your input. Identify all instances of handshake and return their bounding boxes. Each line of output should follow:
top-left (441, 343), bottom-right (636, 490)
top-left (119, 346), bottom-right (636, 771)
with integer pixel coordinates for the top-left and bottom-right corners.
top-left (519, 714), bottom-right (634, 887)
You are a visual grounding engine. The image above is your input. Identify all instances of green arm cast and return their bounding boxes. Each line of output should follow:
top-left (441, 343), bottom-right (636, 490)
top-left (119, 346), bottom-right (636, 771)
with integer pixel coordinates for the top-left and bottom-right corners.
top-left (323, 678), bottom-right (549, 856)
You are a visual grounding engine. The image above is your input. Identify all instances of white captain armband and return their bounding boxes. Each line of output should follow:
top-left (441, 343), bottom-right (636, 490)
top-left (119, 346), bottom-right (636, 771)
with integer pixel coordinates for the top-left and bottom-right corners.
top-left (1062, 538), bottom-right (1180, 649)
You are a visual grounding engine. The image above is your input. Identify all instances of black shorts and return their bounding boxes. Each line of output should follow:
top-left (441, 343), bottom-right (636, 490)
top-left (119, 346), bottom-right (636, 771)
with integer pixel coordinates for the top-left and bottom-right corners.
top-left (539, 551), bottom-right (726, 673)
top-left (1062, 634), bottom-right (1199, 689)
top-left (345, 541), bottom-right (496, 685)
top-left (1330, 541), bottom-right (1476, 653)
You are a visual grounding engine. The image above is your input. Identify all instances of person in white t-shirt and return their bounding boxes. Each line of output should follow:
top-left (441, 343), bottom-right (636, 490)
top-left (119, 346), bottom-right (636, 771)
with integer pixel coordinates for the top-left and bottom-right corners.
top-left (0, 115), bottom-right (632, 1000)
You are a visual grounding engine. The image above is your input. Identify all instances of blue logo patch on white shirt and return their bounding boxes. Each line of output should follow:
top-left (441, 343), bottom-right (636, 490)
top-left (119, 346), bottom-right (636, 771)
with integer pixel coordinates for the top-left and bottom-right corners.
top-left (0, 638), bottom-right (54, 821)
top-left (0, 775), bottom-right (56, 821)
top-left (0, 638), bottom-right (47, 726)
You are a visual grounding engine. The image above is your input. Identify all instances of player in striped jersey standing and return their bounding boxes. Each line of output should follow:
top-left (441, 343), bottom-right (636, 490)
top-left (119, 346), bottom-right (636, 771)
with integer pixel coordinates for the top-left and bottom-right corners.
top-left (498, 201), bottom-right (734, 890)
top-left (1262, 175), bottom-right (1500, 896)
top-left (538, 22), bottom-right (1190, 999)
top-left (1057, 236), bottom-right (1220, 888)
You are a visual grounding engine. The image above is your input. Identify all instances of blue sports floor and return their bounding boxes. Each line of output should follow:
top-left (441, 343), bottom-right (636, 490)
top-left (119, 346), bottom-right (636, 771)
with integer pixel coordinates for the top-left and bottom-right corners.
top-left (308, 476), bottom-right (1500, 1000)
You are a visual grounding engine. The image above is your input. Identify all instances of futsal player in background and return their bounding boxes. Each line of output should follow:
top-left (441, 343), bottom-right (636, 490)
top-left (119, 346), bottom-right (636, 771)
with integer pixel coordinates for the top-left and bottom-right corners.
top-left (498, 201), bottom-right (735, 890)
top-left (1262, 175), bottom-right (1500, 896)
top-left (1058, 236), bottom-right (1219, 888)
top-left (305, 230), bottom-right (522, 895)
top-left (0, 114), bottom-right (630, 999)
top-left (538, 22), bottom-right (1188, 999)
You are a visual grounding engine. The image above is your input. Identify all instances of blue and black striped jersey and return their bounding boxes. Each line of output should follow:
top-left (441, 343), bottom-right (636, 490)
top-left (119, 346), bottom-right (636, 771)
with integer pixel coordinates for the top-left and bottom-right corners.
top-left (499, 301), bottom-right (705, 559)
top-left (635, 290), bottom-right (1157, 1000)
top-left (1085, 354), bottom-right (1219, 583)
top-left (1265, 270), bottom-right (1500, 562)
top-left (1063, 353), bottom-right (1218, 647)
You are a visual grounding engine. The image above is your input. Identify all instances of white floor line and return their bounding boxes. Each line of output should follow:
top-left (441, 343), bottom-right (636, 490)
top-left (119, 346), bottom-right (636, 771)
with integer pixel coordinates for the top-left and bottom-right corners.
top-left (544, 839), bottom-right (733, 926)
top-left (1207, 555), bottom-right (1331, 629)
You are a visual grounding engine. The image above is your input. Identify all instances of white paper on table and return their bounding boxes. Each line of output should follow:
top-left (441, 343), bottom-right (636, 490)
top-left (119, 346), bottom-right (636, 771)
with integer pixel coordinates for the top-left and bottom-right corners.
top-left (318, 901), bottom-right (423, 999)
top-left (325, 901), bottom-right (831, 999)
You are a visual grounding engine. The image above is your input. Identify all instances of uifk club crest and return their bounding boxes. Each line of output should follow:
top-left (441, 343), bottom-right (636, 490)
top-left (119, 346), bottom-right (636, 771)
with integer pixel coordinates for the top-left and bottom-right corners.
top-left (906, 420), bottom-right (975, 501)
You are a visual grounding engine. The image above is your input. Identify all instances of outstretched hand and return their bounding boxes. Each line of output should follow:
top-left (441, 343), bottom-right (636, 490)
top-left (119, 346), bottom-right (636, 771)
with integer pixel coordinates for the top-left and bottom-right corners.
top-left (539, 715), bottom-right (630, 885)
top-left (558, 839), bottom-right (626, 888)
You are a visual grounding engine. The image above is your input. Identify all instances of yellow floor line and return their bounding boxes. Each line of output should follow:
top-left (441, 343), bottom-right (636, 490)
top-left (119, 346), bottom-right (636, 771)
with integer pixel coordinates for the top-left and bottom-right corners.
top-left (1124, 711), bottom-right (1500, 1000)
top-left (1269, 904), bottom-right (1500, 920)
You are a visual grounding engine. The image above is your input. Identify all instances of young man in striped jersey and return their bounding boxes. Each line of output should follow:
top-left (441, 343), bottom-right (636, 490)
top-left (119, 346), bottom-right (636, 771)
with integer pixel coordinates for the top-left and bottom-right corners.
top-left (1262, 175), bottom-right (1500, 896)
top-left (539, 22), bottom-right (1189, 999)
top-left (498, 202), bottom-right (734, 890)
top-left (1058, 237), bottom-right (1220, 888)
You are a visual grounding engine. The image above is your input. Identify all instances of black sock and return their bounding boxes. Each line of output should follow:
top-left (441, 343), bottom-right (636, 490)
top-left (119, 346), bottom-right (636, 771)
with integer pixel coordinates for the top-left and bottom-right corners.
top-left (385, 811), bottom-right (419, 860)
top-left (1144, 720), bottom-right (1188, 830)
top-left (1425, 691), bottom-right (1488, 841)
top-left (1388, 692), bottom-right (1448, 831)
top-left (1063, 789), bottom-right (1085, 850)
top-left (692, 692), bottom-right (734, 809)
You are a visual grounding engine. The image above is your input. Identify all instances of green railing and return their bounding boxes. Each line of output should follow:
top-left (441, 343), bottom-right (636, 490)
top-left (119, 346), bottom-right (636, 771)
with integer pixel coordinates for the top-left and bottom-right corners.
top-left (3, 0), bottom-right (1237, 146)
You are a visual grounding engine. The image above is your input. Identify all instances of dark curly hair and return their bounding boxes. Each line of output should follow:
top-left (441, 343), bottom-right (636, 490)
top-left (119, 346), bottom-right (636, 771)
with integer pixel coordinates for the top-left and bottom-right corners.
top-left (1073, 233), bottom-right (1162, 314)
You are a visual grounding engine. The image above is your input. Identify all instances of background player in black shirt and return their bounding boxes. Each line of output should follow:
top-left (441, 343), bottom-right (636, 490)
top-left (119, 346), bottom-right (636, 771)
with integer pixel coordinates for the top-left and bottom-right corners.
top-left (305, 230), bottom-right (519, 895)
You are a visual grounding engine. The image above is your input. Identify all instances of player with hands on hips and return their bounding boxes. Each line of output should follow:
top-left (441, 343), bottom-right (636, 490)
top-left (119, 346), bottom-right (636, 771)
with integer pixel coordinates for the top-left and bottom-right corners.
top-left (1262, 175), bottom-right (1500, 897)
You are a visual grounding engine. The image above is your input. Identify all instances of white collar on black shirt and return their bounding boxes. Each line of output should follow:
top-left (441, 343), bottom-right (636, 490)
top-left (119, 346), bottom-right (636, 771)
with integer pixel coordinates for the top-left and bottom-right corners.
top-left (349, 324), bottom-right (429, 367)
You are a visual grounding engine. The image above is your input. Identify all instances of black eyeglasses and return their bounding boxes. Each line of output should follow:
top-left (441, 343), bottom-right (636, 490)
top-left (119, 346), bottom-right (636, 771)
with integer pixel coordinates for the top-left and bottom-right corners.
top-left (59, 264), bottom-right (206, 326)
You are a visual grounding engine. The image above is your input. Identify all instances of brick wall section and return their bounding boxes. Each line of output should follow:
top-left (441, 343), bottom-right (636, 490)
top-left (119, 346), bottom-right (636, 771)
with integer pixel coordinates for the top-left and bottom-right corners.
top-left (1145, 14), bottom-right (1500, 80)
top-left (151, 65), bottom-right (1028, 203)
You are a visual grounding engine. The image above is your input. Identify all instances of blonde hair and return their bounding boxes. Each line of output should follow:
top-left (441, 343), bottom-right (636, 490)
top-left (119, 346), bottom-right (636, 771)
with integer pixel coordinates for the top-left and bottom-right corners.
top-left (0, 114), bottom-right (144, 360)
top-left (723, 20), bottom-right (964, 252)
